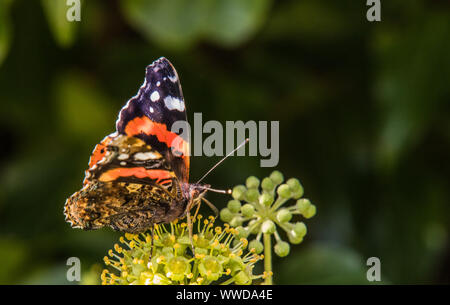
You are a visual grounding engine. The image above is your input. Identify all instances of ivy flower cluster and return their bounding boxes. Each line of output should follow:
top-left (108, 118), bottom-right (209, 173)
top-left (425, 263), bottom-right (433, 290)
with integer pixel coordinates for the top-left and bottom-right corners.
top-left (220, 171), bottom-right (316, 258)
top-left (101, 216), bottom-right (263, 285)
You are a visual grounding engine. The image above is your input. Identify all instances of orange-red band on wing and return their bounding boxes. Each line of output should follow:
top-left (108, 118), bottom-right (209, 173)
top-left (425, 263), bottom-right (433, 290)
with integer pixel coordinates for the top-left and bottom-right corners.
top-left (88, 136), bottom-right (112, 169)
top-left (124, 116), bottom-right (188, 155)
top-left (124, 116), bottom-right (190, 180)
top-left (84, 136), bottom-right (113, 184)
top-left (99, 168), bottom-right (175, 184)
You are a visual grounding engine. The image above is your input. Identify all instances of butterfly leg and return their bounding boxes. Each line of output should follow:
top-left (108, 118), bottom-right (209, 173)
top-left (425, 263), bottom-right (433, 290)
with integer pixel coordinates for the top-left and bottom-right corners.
top-left (186, 206), bottom-right (195, 256)
top-left (149, 225), bottom-right (155, 259)
top-left (201, 197), bottom-right (219, 219)
top-left (192, 199), bottom-right (202, 220)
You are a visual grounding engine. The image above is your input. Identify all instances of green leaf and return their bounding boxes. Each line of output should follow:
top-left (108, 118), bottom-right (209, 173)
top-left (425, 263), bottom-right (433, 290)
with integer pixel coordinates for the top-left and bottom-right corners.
top-left (205, 0), bottom-right (271, 47)
top-left (121, 0), bottom-right (207, 50)
top-left (120, 0), bottom-right (271, 50)
top-left (41, 0), bottom-right (80, 48)
top-left (0, 0), bottom-right (13, 65)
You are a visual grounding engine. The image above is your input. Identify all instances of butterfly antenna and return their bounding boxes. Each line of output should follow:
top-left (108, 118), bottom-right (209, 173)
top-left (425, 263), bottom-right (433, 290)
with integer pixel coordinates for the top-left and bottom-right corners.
top-left (200, 187), bottom-right (231, 194)
top-left (196, 138), bottom-right (249, 184)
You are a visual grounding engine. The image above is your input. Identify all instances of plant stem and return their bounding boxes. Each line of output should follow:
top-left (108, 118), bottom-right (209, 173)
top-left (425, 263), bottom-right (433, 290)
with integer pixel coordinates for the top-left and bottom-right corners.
top-left (263, 233), bottom-right (273, 285)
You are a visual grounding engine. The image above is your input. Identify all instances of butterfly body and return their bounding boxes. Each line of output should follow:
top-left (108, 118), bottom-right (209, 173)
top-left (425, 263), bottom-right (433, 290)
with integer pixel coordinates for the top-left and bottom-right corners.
top-left (64, 58), bottom-right (207, 233)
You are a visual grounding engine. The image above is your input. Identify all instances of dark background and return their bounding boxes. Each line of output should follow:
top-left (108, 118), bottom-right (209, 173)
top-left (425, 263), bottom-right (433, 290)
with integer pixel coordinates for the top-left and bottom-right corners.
top-left (0, 0), bottom-right (449, 284)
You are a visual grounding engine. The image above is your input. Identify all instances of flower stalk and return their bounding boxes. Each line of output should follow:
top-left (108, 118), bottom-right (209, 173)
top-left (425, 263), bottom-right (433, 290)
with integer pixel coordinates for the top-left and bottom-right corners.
top-left (263, 233), bottom-right (272, 285)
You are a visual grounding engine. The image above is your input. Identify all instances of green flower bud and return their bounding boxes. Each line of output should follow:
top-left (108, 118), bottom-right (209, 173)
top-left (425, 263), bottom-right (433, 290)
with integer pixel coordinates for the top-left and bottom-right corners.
top-left (246, 176), bottom-right (260, 189)
top-left (270, 170), bottom-right (284, 185)
top-left (235, 226), bottom-right (249, 238)
top-left (276, 208), bottom-right (292, 223)
top-left (296, 198), bottom-right (311, 213)
top-left (234, 270), bottom-right (251, 285)
top-left (245, 189), bottom-right (259, 203)
top-left (303, 204), bottom-right (316, 219)
top-left (229, 216), bottom-right (243, 227)
top-left (248, 220), bottom-right (261, 234)
top-left (292, 222), bottom-right (307, 238)
top-left (287, 233), bottom-right (304, 245)
top-left (259, 192), bottom-right (274, 206)
top-left (241, 203), bottom-right (256, 218)
top-left (274, 241), bottom-right (290, 257)
top-left (287, 178), bottom-right (304, 199)
top-left (220, 208), bottom-right (233, 222)
top-left (277, 184), bottom-right (292, 199)
top-left (261, 220), bottom-right (276, 234)
top-left (248, 240), bottom-right (264, 254)
top-left (232, 185), bottom-right (247, 200)
top-left (261, 177), bottom-right (275, 192)
top-left (227, 200), bottom-right (241, 213)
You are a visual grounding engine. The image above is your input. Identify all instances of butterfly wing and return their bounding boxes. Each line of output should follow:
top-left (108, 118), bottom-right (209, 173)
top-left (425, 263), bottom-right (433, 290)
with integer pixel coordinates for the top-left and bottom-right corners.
top-left (64, 180), bottom-right (183, 233)
top-left (116, 57), bottom-right (190, 183)
top-left (84, 134), bottom-right (175, 186)
top-left (64, 134), bottom-right (187, 232)
top-left (64, 58), bottom-right (192, 232)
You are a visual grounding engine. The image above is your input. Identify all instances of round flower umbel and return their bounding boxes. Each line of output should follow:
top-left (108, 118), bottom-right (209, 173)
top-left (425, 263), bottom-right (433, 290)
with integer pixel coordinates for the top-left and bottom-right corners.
top-left (220, 171), bottom-right (317, 284)
top-left (101, 216), bottom-right (263, 285)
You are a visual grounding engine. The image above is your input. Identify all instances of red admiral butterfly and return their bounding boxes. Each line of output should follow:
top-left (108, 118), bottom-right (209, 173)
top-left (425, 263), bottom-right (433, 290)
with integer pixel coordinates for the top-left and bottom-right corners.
top-left (64, 57), bottom-right (225, 241)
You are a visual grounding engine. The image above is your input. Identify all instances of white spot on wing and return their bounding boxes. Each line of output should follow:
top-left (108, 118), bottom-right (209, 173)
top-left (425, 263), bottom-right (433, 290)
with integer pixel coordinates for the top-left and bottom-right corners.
top-left (118, 154), bottom-right (129, 160)
top-left (134, 152), bottom-right (160, 160)
top-left (149, 106), bottom-right (154, 113)
top-left (168, 74), bottom-right (178, 83)
top-left (156, 81), bottom-right (161, 87)
top-left (164, 96), bottom-right (185, 112)
top-left (150, 91), bottom-right (160, 102)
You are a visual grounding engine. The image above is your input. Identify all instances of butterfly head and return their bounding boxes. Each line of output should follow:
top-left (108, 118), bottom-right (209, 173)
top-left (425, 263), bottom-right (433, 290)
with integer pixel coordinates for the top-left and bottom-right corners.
top-left (181, 182), bottom-right (210, 203)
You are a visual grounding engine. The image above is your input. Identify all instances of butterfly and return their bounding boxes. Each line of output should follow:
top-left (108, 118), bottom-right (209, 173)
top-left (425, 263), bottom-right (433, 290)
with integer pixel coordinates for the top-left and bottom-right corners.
top-left (64, 57), bottom-right (222, 242)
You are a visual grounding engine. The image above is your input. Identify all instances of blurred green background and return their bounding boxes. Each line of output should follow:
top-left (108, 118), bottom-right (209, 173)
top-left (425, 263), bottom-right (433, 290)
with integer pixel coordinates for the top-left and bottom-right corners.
top-left (0, 0), bottom-right (449, 284)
